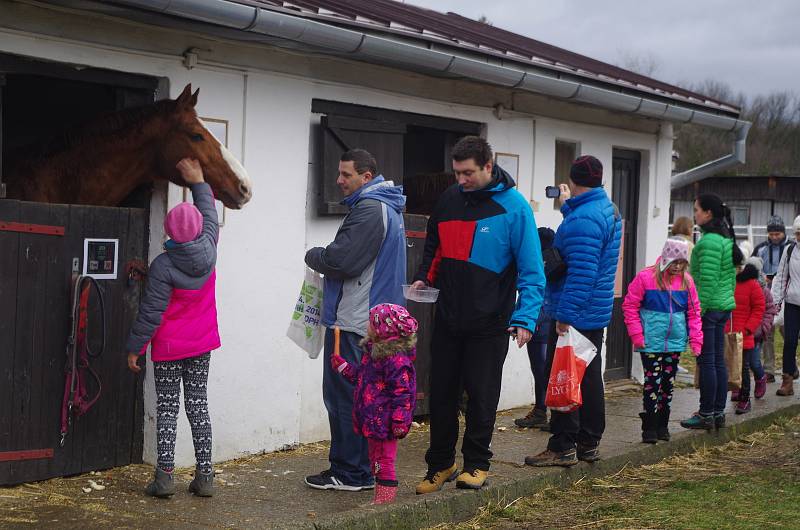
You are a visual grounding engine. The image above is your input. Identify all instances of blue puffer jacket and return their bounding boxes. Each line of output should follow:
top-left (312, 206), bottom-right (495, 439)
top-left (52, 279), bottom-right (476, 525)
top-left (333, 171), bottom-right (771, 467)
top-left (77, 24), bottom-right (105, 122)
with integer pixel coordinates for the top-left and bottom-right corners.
top-left (545, 187), bottom-right (622, 330)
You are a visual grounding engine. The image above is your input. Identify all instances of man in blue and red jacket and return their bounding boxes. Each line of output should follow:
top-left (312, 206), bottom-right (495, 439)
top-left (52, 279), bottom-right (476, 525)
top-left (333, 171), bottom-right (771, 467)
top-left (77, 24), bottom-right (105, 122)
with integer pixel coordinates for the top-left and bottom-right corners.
top-left (412, 136), bottom-right (545, 492)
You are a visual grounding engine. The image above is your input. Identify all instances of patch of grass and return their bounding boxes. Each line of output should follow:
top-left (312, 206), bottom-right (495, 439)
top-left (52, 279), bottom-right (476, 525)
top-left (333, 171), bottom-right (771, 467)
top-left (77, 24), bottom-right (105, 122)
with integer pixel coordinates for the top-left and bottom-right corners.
top-left (436, 416), bottom-right (800, 530)
top-left (775, 330), bottom-right (784, 369)
top-left (639, 469), bottom-right (800, 530)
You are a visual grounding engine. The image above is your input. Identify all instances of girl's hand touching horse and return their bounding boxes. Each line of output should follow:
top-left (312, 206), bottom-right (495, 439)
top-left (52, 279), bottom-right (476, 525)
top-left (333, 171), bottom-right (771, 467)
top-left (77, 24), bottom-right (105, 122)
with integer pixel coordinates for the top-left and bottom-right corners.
top-left (176, 158), bottom-right (204, 184)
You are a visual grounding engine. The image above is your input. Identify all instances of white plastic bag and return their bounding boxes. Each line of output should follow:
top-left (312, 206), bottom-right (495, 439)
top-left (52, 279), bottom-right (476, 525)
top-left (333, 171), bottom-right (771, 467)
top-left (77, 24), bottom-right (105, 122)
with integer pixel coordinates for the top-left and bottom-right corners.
top-left (774, 304), bottom-right (785, 327)
top-left (287, 268), bottom-right (324, 358)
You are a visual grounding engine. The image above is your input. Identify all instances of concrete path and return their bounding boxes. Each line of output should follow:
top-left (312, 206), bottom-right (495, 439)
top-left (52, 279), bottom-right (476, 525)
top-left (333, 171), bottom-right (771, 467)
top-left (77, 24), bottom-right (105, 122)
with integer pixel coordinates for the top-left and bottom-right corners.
top-left (1, 382), bottom-right (798, 529)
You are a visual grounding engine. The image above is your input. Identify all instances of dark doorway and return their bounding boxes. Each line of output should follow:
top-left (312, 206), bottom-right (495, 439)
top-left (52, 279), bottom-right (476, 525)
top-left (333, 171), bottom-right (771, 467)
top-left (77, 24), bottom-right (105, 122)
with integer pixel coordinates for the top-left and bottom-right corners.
top-left (605, 149), bottom-right (641, 381)
top-left (0, 53), bottom-right (162, 484)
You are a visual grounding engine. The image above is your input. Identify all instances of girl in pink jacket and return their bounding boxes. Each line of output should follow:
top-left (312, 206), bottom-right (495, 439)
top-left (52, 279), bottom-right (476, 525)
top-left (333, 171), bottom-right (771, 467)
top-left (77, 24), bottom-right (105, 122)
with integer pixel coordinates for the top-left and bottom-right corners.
top-left (126, 159), bottom-right (220, 499)
top-left (623, 238), bottom-right (702, 444)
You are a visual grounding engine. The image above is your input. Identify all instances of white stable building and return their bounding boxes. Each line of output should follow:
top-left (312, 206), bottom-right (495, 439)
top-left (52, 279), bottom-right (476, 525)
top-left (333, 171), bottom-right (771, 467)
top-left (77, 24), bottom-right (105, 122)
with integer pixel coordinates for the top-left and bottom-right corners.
top-left (0, 0), bottom-right (750, 467)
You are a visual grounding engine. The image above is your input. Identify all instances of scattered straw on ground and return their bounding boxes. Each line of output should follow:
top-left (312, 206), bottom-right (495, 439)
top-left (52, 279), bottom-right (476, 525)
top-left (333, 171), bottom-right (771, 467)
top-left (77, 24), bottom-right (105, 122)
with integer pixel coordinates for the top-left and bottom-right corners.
top-left (433, 415), bottom-right (800, 530)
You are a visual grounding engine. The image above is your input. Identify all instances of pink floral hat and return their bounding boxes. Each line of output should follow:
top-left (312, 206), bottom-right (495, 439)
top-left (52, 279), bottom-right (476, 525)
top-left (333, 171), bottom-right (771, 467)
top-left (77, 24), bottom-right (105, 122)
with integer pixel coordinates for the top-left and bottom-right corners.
top-left (369, 303), bottom-right (418, 342)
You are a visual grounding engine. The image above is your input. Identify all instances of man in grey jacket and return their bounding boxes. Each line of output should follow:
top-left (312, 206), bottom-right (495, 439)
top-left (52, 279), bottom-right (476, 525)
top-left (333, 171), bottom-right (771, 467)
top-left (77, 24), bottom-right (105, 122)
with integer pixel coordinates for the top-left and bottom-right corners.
top-left (303, 149), bottom-right (407, 491)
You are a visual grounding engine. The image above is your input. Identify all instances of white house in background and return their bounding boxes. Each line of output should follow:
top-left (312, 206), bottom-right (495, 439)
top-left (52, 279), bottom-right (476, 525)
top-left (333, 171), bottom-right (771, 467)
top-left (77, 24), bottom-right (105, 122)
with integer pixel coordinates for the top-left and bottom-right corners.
top-left (0, 0), bottom-right (749, 466)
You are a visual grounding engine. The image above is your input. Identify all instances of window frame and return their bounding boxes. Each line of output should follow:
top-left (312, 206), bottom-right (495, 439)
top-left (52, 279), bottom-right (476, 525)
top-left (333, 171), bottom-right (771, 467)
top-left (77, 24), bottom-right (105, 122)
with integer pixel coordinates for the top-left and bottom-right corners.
top-left (554, 139), bottom-right (579, 209)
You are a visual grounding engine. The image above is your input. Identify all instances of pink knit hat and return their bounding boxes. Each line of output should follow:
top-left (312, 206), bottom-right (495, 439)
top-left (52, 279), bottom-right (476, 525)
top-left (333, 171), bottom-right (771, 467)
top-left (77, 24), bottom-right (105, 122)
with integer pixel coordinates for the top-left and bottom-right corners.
top-left (659, 238), bottom-right (689, 272)
top-left (369, 303), bottom-right (418, 342)
top-left (164, 202), bottom-right (203, 243)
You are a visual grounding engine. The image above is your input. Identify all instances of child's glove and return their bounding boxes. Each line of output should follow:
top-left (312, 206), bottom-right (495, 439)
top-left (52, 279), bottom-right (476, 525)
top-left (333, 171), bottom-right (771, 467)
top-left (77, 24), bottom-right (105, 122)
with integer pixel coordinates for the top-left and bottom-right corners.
top-left (331, 352), bottom-right (348, 374)
top-left (631, 335), bottom-right (645, 351)
top-left (391, 421), bottom-right (409, 439)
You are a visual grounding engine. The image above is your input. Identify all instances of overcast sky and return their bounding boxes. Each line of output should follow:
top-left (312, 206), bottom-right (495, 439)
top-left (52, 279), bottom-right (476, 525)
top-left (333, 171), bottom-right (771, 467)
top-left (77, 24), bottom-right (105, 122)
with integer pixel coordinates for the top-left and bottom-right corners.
top-left (408, 0), bottom-right (800, 103)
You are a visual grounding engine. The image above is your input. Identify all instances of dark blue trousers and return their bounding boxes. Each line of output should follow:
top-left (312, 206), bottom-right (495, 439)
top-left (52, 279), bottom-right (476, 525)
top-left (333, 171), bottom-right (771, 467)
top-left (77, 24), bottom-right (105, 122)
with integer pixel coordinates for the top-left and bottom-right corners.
top-left (322, 328), bottom-right (372, 486)
top-left (697, 311), bottom-right (731, 415)
top-left (526, 341), bottom-right (549, 412)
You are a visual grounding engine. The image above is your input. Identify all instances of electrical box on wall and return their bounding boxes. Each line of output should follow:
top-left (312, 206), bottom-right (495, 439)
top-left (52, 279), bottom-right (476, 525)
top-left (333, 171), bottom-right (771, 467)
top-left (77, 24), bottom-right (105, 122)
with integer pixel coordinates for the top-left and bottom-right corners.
top-left (83, 238), bottom-right (118, 279)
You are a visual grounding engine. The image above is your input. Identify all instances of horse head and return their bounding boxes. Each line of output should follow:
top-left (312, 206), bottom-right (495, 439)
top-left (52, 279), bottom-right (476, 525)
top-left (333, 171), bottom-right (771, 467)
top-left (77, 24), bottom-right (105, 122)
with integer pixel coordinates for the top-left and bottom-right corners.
top-left (159, 84), bottom-right (253, 209)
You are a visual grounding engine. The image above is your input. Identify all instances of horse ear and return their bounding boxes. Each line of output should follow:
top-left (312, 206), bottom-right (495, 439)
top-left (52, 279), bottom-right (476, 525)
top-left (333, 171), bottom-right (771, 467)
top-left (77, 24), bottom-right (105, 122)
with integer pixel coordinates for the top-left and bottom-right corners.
top-left (191, 87), bottom-right (200, 107)
top-left (176, 84), bottom-right (192, 107)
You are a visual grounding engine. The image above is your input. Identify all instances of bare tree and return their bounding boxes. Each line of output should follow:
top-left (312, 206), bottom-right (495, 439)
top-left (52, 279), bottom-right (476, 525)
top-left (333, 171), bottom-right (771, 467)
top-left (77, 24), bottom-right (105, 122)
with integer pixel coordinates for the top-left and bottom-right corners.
top-left (617, 50), bottom-right (660, 77)
top-left (673, 81), bottom-right (800, 176)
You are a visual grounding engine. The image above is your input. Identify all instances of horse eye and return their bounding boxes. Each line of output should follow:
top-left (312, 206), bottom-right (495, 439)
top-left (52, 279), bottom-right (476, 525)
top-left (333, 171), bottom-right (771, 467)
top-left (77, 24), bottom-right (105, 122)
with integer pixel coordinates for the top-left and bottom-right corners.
top-left (190, 133), bottom-right (204, 142)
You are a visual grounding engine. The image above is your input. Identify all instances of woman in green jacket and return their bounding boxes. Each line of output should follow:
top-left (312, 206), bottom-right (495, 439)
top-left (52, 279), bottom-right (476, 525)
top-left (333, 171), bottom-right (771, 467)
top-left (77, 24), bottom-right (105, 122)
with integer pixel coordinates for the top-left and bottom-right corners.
top-left (681, 194), bottom-right (743, 430)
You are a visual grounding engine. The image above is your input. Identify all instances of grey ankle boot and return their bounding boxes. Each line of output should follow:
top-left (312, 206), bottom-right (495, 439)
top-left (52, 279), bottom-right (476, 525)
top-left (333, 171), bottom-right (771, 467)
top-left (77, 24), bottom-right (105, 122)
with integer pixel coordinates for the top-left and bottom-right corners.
top-left (189, 466), bottom-right (214, 497)
top-left (145, 468), bottom-right (176, 498)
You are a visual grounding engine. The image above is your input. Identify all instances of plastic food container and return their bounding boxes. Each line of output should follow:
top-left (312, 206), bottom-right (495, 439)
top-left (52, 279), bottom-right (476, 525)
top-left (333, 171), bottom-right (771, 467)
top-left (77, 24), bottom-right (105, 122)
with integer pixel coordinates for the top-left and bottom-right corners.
top-left (402, 284), bottom-right (440, 303)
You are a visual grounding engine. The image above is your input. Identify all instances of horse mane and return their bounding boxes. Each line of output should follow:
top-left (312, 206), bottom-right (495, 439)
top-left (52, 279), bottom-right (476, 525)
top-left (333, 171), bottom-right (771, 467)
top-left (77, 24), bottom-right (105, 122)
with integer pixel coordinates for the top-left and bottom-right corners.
top-left (10, 99), bottom-right (178, 163)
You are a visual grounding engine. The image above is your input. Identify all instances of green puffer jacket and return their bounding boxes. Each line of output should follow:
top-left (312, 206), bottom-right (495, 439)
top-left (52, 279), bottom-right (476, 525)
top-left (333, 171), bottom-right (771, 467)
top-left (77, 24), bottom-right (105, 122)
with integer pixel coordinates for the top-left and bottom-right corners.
top-left (690, 231), bottom-right (736, 312)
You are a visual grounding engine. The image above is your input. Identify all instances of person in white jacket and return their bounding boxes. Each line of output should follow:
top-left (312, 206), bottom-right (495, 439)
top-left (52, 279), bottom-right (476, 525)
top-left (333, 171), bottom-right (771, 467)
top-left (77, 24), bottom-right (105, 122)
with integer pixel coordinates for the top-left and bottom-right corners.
top-left (770, 215), bottom-right (800, 396)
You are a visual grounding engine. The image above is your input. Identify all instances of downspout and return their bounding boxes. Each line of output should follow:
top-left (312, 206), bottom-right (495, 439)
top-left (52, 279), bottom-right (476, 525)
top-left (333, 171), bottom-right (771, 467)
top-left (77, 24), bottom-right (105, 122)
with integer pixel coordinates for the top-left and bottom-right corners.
top-left (669, 121), bottom-right (751, 189)
top-left (99, 0), bottom-right (750, 180)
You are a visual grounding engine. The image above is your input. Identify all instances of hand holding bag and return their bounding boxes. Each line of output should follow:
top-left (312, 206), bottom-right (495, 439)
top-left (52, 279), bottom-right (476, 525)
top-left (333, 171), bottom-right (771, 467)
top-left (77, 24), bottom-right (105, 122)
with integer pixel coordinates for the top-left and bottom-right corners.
top-left (287, 267), bottom-right (325, 358)
top-left (724, 326), bottom-right (743, 391)
top-left (545, 327), bottom-right (598, 412)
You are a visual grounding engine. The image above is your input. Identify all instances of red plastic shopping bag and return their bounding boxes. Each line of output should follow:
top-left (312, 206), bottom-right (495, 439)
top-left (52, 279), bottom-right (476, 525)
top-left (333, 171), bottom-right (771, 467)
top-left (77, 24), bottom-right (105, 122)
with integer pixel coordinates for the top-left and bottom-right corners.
top-left (545, 328), bottom-right (598, 412)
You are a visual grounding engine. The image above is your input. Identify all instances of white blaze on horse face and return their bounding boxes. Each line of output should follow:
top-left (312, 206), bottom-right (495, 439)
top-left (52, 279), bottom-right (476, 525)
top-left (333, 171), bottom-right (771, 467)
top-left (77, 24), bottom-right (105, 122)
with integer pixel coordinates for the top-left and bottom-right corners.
top-left (199, 119), bottom-right (253, 206)
top-left (220, 144), bottom-right (253, 205)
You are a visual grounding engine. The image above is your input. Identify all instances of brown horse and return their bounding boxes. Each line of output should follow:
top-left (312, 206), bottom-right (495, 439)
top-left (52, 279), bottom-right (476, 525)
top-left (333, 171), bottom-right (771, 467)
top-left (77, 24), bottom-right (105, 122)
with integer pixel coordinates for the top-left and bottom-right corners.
top-left (4, 84), bottom-right (253, 209)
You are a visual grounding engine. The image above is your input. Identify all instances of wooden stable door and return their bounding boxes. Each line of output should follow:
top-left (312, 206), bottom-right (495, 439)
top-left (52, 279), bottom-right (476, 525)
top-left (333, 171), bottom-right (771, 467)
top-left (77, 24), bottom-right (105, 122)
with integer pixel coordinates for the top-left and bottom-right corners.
top-left (404, 213), bottom-right (434, 416)
top-left (0, 201), bottom-right (146, 485)
top-left (605, 150), bottom-right (641, 381)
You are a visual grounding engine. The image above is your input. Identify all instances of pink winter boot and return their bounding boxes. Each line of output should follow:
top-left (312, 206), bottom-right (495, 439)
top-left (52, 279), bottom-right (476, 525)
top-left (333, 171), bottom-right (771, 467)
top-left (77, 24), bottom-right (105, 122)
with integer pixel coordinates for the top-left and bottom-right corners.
top-left (754, 374), bottom-right (768, 399)
top-left (373, 483), bottom-right (398, 505)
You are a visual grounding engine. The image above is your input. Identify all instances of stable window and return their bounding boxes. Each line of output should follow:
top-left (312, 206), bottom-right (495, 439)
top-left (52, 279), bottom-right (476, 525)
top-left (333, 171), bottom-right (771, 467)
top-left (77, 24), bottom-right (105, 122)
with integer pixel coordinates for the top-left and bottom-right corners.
top-left (554, 140), bottom-right (578, 209)
top-left (0, 52), bottom-right (161, 207)
top-left (312, 99), bottom-right (482, 215)
top-left (730, 205), bottom-right (750, 227)
top-left (730, 205), bottom-right (750, 240)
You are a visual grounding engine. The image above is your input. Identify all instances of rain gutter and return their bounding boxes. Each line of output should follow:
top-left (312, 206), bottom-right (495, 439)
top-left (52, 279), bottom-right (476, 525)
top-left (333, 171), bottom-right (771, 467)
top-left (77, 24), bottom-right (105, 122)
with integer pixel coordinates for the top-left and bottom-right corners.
top-left (51, 0), bottom-right (752, 186)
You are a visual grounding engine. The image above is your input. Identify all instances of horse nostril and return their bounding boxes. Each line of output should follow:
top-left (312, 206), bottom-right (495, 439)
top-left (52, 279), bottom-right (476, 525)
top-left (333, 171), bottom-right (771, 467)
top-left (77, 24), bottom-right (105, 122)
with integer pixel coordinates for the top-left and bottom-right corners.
top-left (239, 182), bottom-right (251, 197)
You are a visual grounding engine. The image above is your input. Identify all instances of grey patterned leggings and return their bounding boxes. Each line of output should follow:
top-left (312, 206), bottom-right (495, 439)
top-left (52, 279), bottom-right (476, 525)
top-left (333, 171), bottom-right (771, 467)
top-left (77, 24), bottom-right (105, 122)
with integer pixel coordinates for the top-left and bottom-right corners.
top-left (154, 353), bottom-right (212, 474)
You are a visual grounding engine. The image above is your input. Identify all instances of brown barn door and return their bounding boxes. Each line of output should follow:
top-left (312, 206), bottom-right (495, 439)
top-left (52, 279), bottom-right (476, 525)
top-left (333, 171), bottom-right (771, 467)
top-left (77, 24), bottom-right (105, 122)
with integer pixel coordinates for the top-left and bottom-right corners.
top-left (605, 149), bottom-right (641, 381)
top-left (0, 202), bottom-right (147, 485)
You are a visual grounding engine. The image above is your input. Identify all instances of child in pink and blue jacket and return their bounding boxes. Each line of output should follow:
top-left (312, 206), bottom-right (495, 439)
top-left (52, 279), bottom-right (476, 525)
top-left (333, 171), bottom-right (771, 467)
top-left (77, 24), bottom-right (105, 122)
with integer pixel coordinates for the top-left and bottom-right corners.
top-left (623, 238), bottom-right (702, 444)
top-left (125, 158), bottom-right (220, 499)
top-left (331, 303), bottom-right (417, 505)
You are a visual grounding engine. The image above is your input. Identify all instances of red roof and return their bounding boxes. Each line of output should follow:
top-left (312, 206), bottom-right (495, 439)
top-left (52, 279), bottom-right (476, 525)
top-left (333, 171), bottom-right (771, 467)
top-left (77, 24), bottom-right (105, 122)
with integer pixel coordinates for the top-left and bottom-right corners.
top-left (237, 0), bottom-right (739, 114)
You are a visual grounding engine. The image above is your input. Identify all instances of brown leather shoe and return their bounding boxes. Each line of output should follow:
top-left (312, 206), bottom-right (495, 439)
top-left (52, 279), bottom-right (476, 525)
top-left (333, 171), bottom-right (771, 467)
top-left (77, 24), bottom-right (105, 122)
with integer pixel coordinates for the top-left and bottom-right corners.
top-left (776, 374), bottom-right (794, 396)
top-left (524, 448), bottom-right (578, 467)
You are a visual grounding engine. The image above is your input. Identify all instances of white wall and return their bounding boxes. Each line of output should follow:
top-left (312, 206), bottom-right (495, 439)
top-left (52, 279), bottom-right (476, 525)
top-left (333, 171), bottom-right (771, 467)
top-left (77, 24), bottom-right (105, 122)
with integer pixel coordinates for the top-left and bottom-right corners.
top-left (0, 20), bottom-right (673, 463)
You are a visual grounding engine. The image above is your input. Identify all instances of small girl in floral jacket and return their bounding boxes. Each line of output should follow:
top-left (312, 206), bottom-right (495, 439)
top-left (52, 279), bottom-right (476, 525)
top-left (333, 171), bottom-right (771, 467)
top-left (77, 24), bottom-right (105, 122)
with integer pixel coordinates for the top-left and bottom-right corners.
top-left (331, 303), bottom-right (417, 505)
